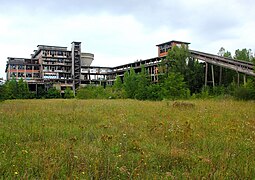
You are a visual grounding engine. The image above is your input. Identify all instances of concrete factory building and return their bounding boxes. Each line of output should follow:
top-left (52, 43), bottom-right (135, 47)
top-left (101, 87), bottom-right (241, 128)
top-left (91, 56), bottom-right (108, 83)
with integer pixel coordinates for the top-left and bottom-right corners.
top-left (5, 42), bottom-right (94, 93)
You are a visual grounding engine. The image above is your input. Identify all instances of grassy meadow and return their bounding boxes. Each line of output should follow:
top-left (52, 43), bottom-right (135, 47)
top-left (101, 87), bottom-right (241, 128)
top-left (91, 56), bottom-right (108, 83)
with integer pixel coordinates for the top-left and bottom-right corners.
top-left (0, 99), bottom-right (255, 179)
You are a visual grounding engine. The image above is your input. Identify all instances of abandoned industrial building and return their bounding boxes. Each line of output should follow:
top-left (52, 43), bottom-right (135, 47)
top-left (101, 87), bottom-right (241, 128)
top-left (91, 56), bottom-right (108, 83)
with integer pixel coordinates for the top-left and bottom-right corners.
top-left (5, 40), bottom-right (255, 93)
top-left (5, 41), bottom-right (94, 93)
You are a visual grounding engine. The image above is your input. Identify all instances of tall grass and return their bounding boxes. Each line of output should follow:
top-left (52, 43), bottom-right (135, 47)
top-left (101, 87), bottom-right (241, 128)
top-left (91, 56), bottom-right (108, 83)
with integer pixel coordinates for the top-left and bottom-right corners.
top-left (0, 99), bottom-right (255, 179)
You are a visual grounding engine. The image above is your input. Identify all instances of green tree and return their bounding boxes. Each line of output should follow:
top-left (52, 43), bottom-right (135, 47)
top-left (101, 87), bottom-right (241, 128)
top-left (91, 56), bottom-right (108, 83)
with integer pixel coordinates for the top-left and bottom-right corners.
top-left (5, 77), bottom-right (18, 99)
top-left (112, 76), bottom-right (125, 98)
top-left (45, 88), bottom-right (61, 99)
top-left (0, 84), bottom-right (6, 101)
top-left (234, 79), bottom-right (255, 100)
top-left (147, 83), bottom-right (163, 101)
top-left (76, 86), bottom-right (95, 99)
top-left (17, 78), bottom-right (30, 99)
top-left (165, 44), bottom-right (190, 76)
top-left (135, 66), bottom-right (150, 100)
top-left (164, 45), bottom-right (205, 95)
top-left (162, 72), bottom-right (189, 100)
top-left (234, 48), bottom-right (253, 62)
top-left (123, 68), bottom-right (137, 99)
top-left (224, 51), bottom-right (232, 58)
top-left (186, 58), bottom-right (204, 93)
top-left (113, 75), bottom-right (123, 91)
top-left (64, 87), bottom-right (74, 99)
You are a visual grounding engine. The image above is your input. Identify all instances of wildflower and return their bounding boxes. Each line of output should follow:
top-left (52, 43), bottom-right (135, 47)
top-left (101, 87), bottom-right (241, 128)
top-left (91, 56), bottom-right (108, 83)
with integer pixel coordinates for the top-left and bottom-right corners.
top-left (22, 150), bottom-right (28, 154)
top-left (14, 172), bottom-right (18, 175)
top-left (117, 154), bottom-right (122, 157)
top-left (119, 166), bottom-right (128, 173)
top-left (82, 172), bottom-right (85, 175)
top-left (74, 155), bottom-right (78, 159)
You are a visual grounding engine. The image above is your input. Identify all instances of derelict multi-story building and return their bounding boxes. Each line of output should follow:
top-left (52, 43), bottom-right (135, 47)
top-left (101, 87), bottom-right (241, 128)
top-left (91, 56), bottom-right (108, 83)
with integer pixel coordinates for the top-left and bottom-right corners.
top-left (5, 41), bottom-right (94, 92)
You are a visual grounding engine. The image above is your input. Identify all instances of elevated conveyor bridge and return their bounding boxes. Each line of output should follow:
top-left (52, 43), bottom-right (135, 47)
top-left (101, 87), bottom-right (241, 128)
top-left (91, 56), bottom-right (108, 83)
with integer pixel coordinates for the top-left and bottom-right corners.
top-left (190, 50), bottom-right (255, 77)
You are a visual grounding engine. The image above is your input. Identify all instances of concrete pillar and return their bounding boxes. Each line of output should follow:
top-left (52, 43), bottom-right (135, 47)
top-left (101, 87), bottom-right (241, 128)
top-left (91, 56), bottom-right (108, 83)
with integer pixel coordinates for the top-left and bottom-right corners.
top-left (219, 66), bottom-right (222, 86)
top-left (211, 65), bottom-right (215, 87)
top-left (36, 83), bottom-right (38, 96)
top-left (24, 65), bottom-right (27, 79)
top-left (151, 67), bottom-right (153, 81)
top-left (244, 74), bottom-right (246, 85)
top-left (32, 66), bottom-right (34, 78)
top-left (8, 64), bottom-right (11, 80)
top-left (237, 72), bottom-right (240, 86)
top-left (16, 65), bottom-right (18, 79)
top-left (205, 62), bottom-right (208, 86)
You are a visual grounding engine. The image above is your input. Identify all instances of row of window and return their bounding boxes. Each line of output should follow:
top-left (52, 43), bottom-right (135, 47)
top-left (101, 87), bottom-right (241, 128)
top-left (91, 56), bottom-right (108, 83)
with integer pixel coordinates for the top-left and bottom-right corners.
top-left (10, 65), bottom-right (39, 70)
top-left (11, 72), bottom-right (40, 78)
top-left (43, 58), bottom-right (71, 62)
top-left (159, 43), bottom-right (185, 51)
top-left (43, 66), bottom-right (71, 72)
top-left (42, 50), bottom-right (71, 57)
top-left (43, 73), bottom-right (72, 79)
top-left (43, 61), bottom-right (71, 65)
top-left (159, 44), bottom-right (170, 49)
top-left (160, 48), bottom-right (170, 54)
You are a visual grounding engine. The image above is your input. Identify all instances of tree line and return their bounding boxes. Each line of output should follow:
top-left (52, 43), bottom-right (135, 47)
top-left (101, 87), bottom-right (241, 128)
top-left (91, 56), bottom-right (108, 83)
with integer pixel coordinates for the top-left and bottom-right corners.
top-left (1, 45), bottom-right (255, 101)
top-left (0, 77), bottom-right (74, 101)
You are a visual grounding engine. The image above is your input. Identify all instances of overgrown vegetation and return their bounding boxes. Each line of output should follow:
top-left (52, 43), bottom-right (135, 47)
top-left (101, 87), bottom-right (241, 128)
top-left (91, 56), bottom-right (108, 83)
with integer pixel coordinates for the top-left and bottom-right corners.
top-left (76, 45), bottom-right (255, 101)
top-left (1, 46), bottom-right (255, 101)
top-left (1, 99), bottom-right (255, 178)
top-left (0, 78), bottom-right (72, 100)
top-left (0, 77), bottom-right (30, 100)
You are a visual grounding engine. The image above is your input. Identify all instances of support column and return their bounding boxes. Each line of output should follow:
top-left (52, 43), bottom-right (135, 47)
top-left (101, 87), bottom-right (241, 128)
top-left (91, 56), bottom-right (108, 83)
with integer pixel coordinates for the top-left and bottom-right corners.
top-left (205, 62), bottom-right (208, 86)
top-left (32, 66), bottom-right (34, 78)
top-left (36, 83), bottom-right (38, 96)
top-left (151, 67), bottom-right (153, 81)
top-left (211, 65), bottom-right (215, 87)
top-left (25, 65), bottom-right (27, 80)
top-left (243, 74), bottom-right (246, 85)
top-left (219, 66), bottom-right (222, 86)
top-left (237, 72), bottom-right (240, 86)
top-left (153, 66), bottom-right (155, 82)
top-left (16, 65), bottom-right (18, 79)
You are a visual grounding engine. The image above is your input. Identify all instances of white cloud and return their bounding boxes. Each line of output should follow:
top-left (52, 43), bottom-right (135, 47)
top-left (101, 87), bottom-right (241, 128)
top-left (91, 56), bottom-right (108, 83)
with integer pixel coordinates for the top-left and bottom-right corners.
top-left (0, 0), bottom-right (255, 79)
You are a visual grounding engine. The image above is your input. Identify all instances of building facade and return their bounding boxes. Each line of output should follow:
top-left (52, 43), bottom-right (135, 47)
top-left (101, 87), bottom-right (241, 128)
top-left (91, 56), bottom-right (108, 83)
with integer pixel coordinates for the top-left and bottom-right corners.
top-left (5, 41), bottom-right (94, 93)
top-left (156, 40), bottom-right (190, 57)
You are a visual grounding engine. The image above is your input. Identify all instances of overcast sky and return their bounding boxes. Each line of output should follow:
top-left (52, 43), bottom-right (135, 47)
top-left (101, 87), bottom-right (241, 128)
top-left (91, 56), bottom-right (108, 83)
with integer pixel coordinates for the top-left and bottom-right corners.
top-left (0, 0), bottom-right (254, 79)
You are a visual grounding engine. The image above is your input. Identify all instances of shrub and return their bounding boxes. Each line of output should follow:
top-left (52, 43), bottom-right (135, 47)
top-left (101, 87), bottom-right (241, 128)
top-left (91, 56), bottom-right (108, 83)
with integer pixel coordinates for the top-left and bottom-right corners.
top-left (234, 80), bottom-right (255, 100)
top-left (162, 73), bottom-right (190, 100)
top-left (147, 84), bottom-right (163, 101)
top-left (45, 88), bottom-right (61, 99)
top-left (76, 86), bottom-right (113, 99)
top-left (64, 87), bottom-right (74, 99)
